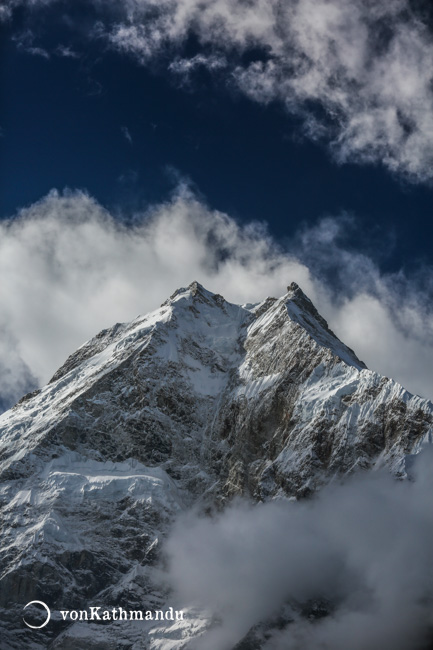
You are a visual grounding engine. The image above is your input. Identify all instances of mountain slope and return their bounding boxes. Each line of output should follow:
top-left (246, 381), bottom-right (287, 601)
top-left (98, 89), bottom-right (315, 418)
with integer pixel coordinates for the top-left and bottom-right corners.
top-left (0, 281), bottom-right (432, 649)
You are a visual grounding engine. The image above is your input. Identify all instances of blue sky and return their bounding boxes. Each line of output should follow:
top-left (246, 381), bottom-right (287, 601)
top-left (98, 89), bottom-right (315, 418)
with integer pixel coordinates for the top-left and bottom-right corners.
top-left (1, 0), bottom-right (433, 407)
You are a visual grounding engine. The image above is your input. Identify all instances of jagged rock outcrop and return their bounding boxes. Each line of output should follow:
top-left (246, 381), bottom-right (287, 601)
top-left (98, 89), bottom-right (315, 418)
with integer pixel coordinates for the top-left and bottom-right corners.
top-left (0, 281), bottom-right (432, 648)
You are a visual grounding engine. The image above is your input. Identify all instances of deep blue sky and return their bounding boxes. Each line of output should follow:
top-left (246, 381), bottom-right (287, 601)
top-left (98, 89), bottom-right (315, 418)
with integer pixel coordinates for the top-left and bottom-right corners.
top-left (1, 4), bottom-right (433, 275)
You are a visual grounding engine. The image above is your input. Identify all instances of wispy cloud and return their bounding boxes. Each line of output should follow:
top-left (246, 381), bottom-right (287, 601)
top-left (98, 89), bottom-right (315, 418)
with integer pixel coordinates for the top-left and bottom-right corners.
top-left (0, 187), bottom-right (433, 411)
top-left (0, 4), bottom-right (13, 21)
top-left (13, 28), bottom-right (50, 58)
top-left (120, 124), bottom-right (133, 144)
top-left (168, 53), bottom-right (227, 83)
top-left (3, 0), bottom-right (433, 183)
top-left (55, 44), bottom-right (79, 58)
top-left (109, 0), bottom-right (433, 183)
top-left (117, 168), bottom-right (138, 185)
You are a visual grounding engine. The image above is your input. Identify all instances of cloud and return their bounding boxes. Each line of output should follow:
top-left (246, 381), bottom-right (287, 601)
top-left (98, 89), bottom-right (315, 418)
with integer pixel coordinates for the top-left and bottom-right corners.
top-left (55, 44), bottom-right (79, 58)
top-left (0, 328), bottom-right (37, 413)
top-left (107, 0), bottom-right (433, 183)
top-left (0, 187), bottom-right (312, 409)
top-left (168, 53), bottom-right (227, 85)
top-left (13, 28), bottom-right (50, 58)
top-left (5, 0), bottom-right (433, 183)
top-left (164, 448), bottom-right (433, 649)
top-left (120, 125), bottom-right (133, 144)
top-left (117, 168), bottom-right (138, 184)
top-left (1, 187), bottom-right (433, 412)
top-left (292, 216), bottom-right (433, 401)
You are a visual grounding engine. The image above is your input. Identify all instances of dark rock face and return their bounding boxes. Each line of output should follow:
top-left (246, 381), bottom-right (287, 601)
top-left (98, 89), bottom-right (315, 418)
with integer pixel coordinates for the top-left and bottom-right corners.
top-left (0, 281), bottom-right (432, 648)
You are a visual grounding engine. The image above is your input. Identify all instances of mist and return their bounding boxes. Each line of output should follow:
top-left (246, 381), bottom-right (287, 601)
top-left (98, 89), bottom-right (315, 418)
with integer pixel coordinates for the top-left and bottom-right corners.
top-left (165, 449), bottom-right (433, 649)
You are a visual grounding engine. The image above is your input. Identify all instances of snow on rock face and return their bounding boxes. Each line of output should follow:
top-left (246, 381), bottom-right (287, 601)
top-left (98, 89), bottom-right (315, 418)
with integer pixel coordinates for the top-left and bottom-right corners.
top-left (0, 280), bottom-right (432, 648)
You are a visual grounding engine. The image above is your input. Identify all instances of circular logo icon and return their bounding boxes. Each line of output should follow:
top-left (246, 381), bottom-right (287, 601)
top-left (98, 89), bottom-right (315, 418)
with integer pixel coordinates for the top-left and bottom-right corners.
top-left (23, 601), bottom-right (51, 629)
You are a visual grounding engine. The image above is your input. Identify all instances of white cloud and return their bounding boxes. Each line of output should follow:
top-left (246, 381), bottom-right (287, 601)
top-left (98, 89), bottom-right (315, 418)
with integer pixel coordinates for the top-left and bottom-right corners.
top-left (0, 188), bottom-right (433, 411)
top-left (3, 0), bottom-right (433, 182)
top-left (168, 53), bottom-right (227, 81)
top-left (0, 187), bottom-right (311, 408)
top-left (165, 449), bottom-right (433, 649)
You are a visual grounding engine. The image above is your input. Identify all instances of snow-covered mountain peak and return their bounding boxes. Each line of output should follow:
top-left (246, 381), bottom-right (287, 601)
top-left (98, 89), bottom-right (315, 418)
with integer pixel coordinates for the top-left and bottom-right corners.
top-left (283, 282), bottom-right (366, 370)
top-left (162, 281), bottom-right (365, 371)
top-left (164, 280), bottom-right (226, 309)
top-left (1, 281), bottom-right (433, 648)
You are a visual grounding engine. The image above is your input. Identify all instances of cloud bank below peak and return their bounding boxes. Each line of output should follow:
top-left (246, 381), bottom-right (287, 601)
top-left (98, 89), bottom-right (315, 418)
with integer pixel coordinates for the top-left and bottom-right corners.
top-left (1, 187), bottom-right (433, 411)
top-left (5, 0), bottom-right (433, 184)
top-left (165, 449), bottom-right (433, 649)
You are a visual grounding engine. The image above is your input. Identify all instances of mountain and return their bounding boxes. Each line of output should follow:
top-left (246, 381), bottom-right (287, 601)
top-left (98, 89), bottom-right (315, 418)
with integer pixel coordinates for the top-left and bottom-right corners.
top-left (1, 281), bottom-right (432, 649)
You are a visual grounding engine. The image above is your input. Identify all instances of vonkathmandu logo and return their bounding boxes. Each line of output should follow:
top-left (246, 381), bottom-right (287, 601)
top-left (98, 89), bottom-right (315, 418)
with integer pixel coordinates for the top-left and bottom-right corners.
top-left (23, 601), bottom-right (184, 628)
top-left (23, 601), bottom-right (51, 629)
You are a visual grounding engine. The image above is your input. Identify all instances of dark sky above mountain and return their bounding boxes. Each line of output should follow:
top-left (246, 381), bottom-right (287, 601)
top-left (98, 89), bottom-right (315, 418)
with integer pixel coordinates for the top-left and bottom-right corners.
top-left (1, 0), bottom-right (433, 406)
